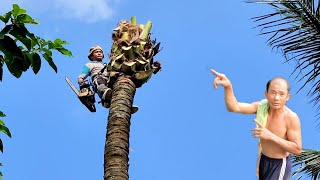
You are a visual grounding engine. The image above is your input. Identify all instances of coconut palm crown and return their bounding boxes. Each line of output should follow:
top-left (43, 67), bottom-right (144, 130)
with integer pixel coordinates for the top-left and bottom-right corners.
top-left (107, 16), bottom-right (161, 88)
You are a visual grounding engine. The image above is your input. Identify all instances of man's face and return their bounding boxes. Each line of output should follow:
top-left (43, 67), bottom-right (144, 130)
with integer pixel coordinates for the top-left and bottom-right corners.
top-left (265, 78), bottom-right (291, 110)
top-left (91, 49), bottom-right (103, 61)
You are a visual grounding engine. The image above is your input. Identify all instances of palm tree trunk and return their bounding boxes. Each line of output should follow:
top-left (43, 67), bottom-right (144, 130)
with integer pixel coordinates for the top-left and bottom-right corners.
top-left (104, 76), bottom-right (136, 180)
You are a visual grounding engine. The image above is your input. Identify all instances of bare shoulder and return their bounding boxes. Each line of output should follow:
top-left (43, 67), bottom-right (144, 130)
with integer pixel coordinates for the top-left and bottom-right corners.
top-left (252, 101), bottom-right (260, 109)
top-left (285, 107), bottom-right (301, 126)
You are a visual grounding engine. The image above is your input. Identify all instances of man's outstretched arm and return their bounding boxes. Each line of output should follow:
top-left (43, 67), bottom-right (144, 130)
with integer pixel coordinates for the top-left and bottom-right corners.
top-left (211, 69), bottom-right (258, 114)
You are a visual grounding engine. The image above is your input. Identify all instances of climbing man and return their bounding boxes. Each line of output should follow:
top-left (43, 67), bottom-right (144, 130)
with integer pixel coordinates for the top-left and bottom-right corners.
top-left (78, 45), bottom-right (138, 113)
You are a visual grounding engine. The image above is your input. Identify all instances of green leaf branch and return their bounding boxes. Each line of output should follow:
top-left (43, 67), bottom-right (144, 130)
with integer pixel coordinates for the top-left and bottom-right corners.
top-left (0, 4), bottom-right (73, 81)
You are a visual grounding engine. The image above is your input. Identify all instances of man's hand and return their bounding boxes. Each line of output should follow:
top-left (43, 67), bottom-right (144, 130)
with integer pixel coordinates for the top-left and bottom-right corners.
top-left (210, 69), bottom-right (232, 89)
top-left (79, 82), bottom-right (90, 90)
top-left (252, 119), bottom-right (274, 140)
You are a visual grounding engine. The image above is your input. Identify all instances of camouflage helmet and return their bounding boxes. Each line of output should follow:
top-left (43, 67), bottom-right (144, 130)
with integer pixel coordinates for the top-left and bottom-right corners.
top-left (88, 45), bottom-right (104, 60)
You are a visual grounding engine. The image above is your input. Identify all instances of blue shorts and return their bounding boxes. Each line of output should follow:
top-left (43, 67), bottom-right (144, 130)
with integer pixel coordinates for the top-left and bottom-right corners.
top-left (259, 153), bottom-right (291, 180)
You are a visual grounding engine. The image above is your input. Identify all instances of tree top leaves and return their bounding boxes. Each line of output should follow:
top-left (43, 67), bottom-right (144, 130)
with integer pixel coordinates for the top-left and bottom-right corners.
top-left (0, 4), bottom-right (72, 81)
top-left (0, 112), bottom-right (5, 117)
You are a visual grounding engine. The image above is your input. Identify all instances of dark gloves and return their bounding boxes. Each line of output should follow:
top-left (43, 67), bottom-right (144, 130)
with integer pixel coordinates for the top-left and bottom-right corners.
top-left (80, 83), bottom-right (90, 90)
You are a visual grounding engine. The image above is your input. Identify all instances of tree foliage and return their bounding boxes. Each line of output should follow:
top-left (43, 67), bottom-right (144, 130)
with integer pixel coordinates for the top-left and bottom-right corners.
top-left (292, 149), bottom-right (320, 180)
top-left (249, 0), bottom-right (320, 114)
top-left (0, 111), bottom-right (10, 177)
top-left (0, 4), bottom-right (72, 81)
top-left (0, 4), bottom-right (72, 176)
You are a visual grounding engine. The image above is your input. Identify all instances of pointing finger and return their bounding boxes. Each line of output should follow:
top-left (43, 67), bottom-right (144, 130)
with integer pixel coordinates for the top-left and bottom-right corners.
top-left (210, 69), bottom-right (222, 77)
top-left (254, 119), bottom-right (263, 127)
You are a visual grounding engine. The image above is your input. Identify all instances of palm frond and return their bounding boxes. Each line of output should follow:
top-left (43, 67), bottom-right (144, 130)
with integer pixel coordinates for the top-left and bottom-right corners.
top-left (249, 0), bottom-right (320, 117)
top-left (292, 149), bottom-right (320, 179)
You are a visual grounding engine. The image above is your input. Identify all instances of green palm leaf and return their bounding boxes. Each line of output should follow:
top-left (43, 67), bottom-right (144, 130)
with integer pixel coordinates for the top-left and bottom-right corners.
top-left (292, 149), bottom-right (320, 179)
top-left (249, 0), bottom-right (320, 115)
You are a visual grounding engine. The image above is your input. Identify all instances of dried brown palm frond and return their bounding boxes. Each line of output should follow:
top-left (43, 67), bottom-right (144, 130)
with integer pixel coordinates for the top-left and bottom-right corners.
top-left (107, 16), bottom-right (161, 88)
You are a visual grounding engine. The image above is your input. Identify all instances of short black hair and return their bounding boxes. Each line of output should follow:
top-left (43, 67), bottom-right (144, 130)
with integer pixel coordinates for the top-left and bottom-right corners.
top-left (266, 77), bottom-right (291, 92)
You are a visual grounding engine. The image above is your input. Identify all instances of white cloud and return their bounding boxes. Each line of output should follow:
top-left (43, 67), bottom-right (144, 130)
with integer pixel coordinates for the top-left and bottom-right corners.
top-left (54, 0), bottom-right (114, 23)
top-left (1, 0), bottom-right (115, 23)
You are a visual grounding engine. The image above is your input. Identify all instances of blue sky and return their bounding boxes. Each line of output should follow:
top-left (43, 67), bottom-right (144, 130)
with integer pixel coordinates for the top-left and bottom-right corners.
top-left (1, 0), bottom-right (320, 180)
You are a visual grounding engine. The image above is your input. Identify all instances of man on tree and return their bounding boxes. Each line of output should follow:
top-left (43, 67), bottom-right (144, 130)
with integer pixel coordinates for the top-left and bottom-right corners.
top-left (78, 45), bottom-right (113, 108)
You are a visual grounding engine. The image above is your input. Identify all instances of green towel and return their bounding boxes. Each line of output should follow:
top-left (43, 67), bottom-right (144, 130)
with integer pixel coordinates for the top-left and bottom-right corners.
top-left (256, 99), bottom-right (269, 127)
top-left (255, 99), bottom-right (269, 178)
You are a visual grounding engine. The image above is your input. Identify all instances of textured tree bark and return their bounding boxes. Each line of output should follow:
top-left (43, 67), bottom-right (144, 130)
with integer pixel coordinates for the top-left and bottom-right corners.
top-left (104, 76), bottom-right (136, 180)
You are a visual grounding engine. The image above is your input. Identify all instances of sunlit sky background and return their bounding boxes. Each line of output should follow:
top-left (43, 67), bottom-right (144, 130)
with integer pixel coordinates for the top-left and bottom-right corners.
top-left (1, 0), bottom-right (320, 180)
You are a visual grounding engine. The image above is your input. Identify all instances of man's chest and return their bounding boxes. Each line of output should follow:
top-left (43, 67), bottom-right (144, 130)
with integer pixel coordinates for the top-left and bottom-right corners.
top-left (266, 118), bottom-right (287, 138)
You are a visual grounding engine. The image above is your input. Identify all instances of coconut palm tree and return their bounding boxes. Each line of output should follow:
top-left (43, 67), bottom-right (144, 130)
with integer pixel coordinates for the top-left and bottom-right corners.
top-left (103, 17), bottom-right (161, 180)
top-left (249, 0), bottom-right (320, 179)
